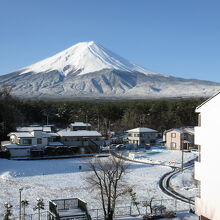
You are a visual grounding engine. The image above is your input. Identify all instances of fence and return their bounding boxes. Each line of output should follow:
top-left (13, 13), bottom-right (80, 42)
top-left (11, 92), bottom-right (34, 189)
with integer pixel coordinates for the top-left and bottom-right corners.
top-left (11, 198), bottom-right (194, 220)
top-left (12, 211), bottom-right (49, 220)
top-left (89, 198), bottom-right (194, 220)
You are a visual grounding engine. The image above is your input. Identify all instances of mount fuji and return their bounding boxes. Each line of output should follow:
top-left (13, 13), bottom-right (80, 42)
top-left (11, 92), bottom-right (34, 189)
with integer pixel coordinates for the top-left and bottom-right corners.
top-left (1, 41), bottom-right (220, 99)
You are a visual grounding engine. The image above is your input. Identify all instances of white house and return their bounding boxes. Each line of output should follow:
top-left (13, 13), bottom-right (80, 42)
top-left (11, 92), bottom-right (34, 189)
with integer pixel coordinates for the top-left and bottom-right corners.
top-left (2, 130), bottom-right (59, 157)
top-left (127, 127), bottom-right (158, 146)
top-left (194, 92), bottom-right (220, 220)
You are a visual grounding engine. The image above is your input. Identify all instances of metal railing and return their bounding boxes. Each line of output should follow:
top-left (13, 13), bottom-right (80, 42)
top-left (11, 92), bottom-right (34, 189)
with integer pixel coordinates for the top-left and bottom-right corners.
top-left (11, 198), bottom-right (194, 220)
top-left (89, 198), bottom-right (194, 220)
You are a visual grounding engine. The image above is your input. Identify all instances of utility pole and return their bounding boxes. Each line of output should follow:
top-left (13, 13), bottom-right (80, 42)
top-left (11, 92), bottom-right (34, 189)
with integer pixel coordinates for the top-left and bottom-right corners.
top-left (19, 188), bottom-right (23, 220)
top-left (181, 147), bottom-right (184, 172)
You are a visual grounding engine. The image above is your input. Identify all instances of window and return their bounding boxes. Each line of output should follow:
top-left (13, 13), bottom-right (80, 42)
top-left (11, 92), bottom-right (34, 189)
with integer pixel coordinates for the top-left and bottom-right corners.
top-left (171, 142), bottom-right (176, 148)
top-left (171, 133), bottom-right (176, 138)
top-left (37, 138), bottom-right (42, 144)
top-left (22, 139), bottom-right (32, 145)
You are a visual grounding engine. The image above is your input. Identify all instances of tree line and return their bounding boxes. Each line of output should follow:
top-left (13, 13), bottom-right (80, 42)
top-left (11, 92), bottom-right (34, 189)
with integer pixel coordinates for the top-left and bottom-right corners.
top-left (0, 87), bottom-right (205, 141)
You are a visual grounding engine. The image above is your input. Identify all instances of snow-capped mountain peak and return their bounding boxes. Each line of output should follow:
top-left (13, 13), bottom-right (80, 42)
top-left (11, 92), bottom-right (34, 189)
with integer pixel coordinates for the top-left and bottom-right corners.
top-left (20, 41), bottom-right (158, 76)
top-left (1, 41), bottom-right (220, 100)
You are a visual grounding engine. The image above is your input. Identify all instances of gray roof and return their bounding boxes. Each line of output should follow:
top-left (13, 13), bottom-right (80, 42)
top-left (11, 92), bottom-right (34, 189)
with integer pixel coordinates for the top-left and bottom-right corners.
top-left (16, 126), bottom-right (52, 132)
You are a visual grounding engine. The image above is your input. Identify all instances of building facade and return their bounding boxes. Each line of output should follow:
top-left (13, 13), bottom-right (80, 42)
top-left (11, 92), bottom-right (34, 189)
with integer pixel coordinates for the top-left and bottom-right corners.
top-left (1, 122), bottom-right (102, 157)
top-left (57, 129), bottom-right (103, 153)
top-left (194, 92), bottom-right (220, 220)
top-left (164, 127), bottom-right (195, 150)
top-left (2, 130), bottom-right (59, 157)
top-left (127, 127), bottom-right (158, 146)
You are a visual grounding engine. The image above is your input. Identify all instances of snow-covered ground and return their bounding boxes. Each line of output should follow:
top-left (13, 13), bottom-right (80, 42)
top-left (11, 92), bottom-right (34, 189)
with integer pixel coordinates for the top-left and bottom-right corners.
top-left (170, 167), bottom-right (198, 199)
top-left (0, 149), bottom-right (197, 218)
top-left (122, 148), bottom-right (196, 167)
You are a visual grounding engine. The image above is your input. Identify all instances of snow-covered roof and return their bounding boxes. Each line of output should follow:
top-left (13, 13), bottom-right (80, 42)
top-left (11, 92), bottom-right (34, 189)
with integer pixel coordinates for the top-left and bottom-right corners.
top-left (196, 91), bottom-right (220, 111)
top-left (183, 127), bottom-right (194, 134)
top-left (4, 144), bottom-right (33, 149)
top-left (70, 122), bottom-right (91, 127)
top-left (164, 128), bottom-right (185, 134)
top-left (16, 126), bottom-right (52, 132)
top-left (164, 127), bottom-right (194, 135)
top-left (8, 132), bottom-right (33, 138)
top-left (57, 129), bottom-right (102, 137)
top-left (127, 127), bottom-right (158, 133)
top-left (8, 131), bottom-right (58, 138)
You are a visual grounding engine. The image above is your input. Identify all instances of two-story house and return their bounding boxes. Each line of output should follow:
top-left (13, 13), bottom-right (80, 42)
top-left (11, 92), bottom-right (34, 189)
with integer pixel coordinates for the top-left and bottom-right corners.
top-left (164, 127), bottom-right (195, 150)
top-left (2, 130), bottom-right (59, 157)
top-left (127, 127), bottom-right (158, 146)
top-left (57, 129), bottom-right (103, 153)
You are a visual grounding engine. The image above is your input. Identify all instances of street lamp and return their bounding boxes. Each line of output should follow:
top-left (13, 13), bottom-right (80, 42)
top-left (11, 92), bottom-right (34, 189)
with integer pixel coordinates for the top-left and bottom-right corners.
top-left (19, 188), bottom-right (23, 220)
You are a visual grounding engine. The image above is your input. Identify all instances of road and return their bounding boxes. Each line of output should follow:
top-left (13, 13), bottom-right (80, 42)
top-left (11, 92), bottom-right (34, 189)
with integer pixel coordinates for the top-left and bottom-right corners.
top-left (112, 150), bottom-right (197, 205)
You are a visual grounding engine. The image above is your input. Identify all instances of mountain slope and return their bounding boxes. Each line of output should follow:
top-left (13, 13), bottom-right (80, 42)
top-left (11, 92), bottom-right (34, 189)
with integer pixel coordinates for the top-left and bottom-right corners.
top-left (1, 41), bottom-right (220, 99)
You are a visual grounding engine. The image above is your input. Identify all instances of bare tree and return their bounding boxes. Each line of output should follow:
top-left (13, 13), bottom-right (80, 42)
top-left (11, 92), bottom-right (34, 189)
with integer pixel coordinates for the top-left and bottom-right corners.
top-left (21, 200), bottom-right (29, 220)
top-left (85, 156), bottom-right (130, 220)
top-left (3, 202), bottom-right (13, 220)
top-left (128, 188), bottom-right (140, 215)
top-left (142, 189), bottom-right (155, 215)
top-left (33, 198), bottom-right (44, 220)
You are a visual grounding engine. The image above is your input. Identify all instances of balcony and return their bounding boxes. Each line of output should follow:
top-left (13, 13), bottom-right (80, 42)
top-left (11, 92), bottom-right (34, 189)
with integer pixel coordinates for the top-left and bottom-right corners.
top-left (49, 198), bottom-right (90, 220)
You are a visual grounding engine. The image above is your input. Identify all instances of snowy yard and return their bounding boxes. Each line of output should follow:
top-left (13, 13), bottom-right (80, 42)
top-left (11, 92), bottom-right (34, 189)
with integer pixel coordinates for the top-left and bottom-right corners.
top-left (170, 167), bottom-right (198, 199)
top-left (0, 149), bottom-right (197, 218)
top-left (122, 148), bottom-right (197, 167)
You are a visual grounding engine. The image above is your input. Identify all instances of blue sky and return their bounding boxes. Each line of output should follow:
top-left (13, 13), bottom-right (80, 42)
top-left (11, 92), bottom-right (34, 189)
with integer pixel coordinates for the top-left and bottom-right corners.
top-left (1, 0), bottom-right (220, 82)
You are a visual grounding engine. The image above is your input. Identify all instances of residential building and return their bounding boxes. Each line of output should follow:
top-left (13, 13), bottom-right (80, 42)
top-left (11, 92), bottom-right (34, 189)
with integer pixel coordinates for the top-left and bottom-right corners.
top-left (194, 92), bottom-right (220, 220)
top-left (69, 122), bottom-right (91, 131)
top-left (1, 122), bottom-right (103, 158)
top-left (164, 127), bottom-right (195, 150)
top-left (127, 127), bottom-right (158, 146)
top-left (1, 130), bottom-right (59, 157)
top-left (57, 129), bottom-right (103, 153)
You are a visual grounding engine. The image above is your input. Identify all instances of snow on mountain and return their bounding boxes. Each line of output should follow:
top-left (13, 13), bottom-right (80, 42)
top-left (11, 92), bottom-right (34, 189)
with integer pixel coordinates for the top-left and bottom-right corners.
top-left (19, 41), bottom-right (157, 77)
top-left (1, 41), bottom-right (220, 99)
